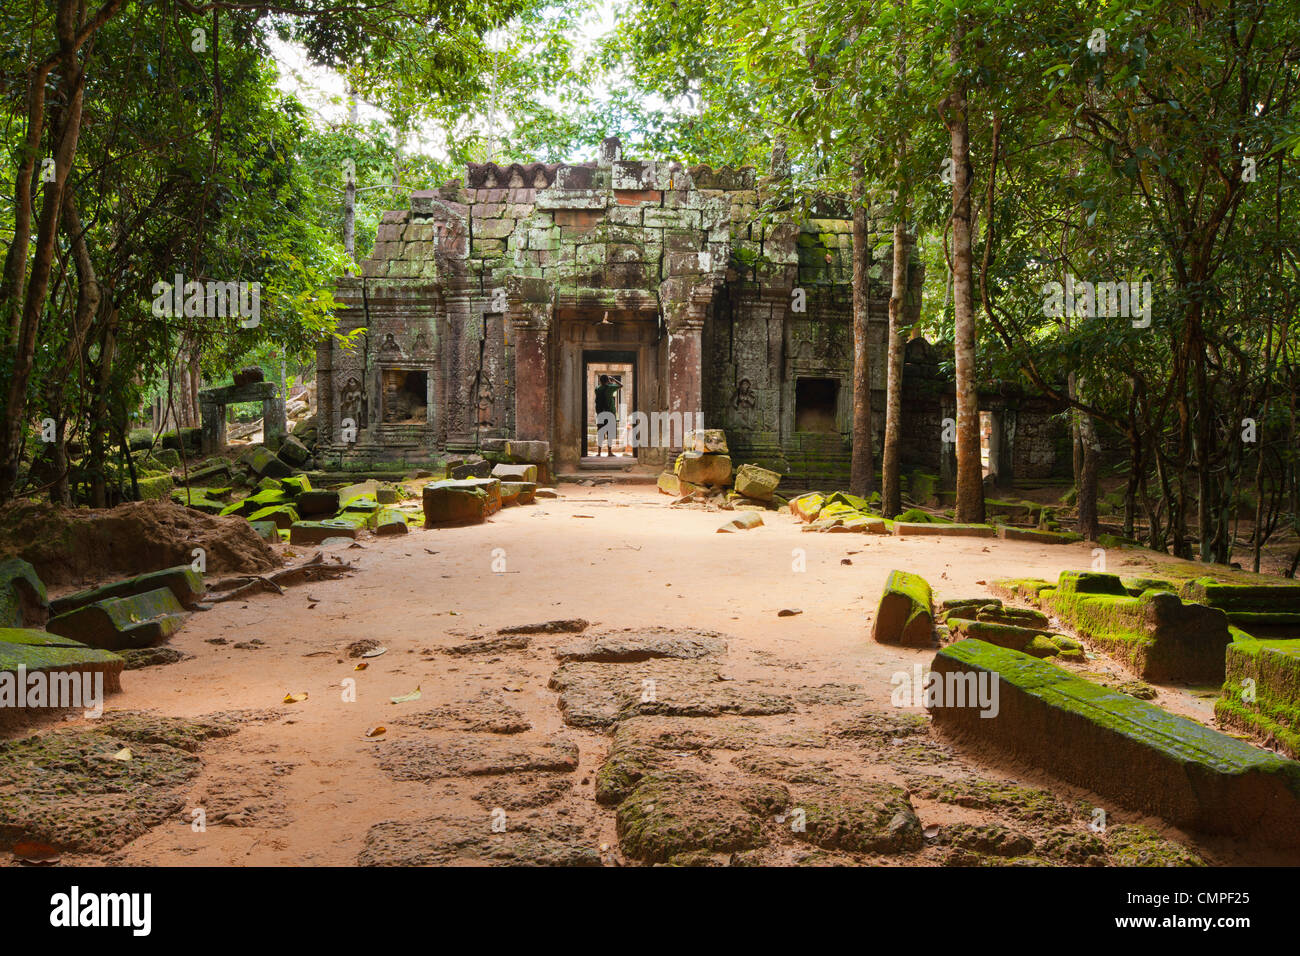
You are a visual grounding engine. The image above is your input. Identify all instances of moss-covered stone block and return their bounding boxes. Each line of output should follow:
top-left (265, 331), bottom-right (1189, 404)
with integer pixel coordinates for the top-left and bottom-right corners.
top-left (1043, 576), bottom-right (1231, 682)
top-left (375, 509), bottom-right (409, 536)
top-left (50, 566), bottom-right (205, 616)
top-left (47, 587), bottom-right (189, 651)
top-left (657, 471), bottom-right (702, 497)
top-left (674, 451), bottom-right (732, 487)
top-left (289, 520), bottom-right (360, 544)
top-left (247, 503), bottom-right (300, 530)
top-left (930, 638), bottom-right (1300, 848)
top-left (422, 481), bottom-right (491, 526)
top-left (872, 570), bottom-right (934, 647)
top-left (1217, 635), bottom-right (1300, 758)
top-left (788, 492), bottom-right (824, 522)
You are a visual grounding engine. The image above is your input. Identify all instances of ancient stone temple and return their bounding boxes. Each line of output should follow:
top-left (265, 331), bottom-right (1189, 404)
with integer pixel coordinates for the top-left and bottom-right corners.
top-left (317, 137), bottom-right (1060, 486)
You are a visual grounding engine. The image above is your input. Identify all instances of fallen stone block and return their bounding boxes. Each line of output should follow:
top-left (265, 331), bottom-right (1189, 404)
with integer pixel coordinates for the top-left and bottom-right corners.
top-left (788, 492), bottom-right (824, 522)
top-left (871, 570), bottom-right (934, 646)
top-left (733, 463), bottom-right (780, 502)
top-left (657, 471), bottom-right (702, 497)
top-left (685, 429), bottom-right (729, 454)
top-left (491, 462), bottom-right (538, 484)
top-left (170, 488), bottom-right (227, 514)
top-left (946, 618), bottom-right (1061, 657)
top-left (47, 587), bottom-right (189, 651)
top-left (0, 558), bottom-right (48, 627)
top-left (247, 520), bottom-right (278, 542)
top-left (674, 451), bottom-right (731, 487)
top-left (423, 481), bottom-right (490, 526)
top-left (893, 522), bottom-right (996, 537)
top-left (50, 566), bottom-right (205, 616)
top-left (534, 488), bottom-right (559, 499)
top-left (281, 474), bottom-right (312, 494)
top-left (717, 512), bottom-right (763, 533)
top-left (289, 520), bottom-right (360, 544)
top-left (336, 479), bottom-right (379, 502)
top-left (930, 638), bottom-right (1300, 850)
top-left (375, 509), bottom-right (409, 536)
top-left (247, 503), bottom-right (299, 530)
top-left (239, 444), bottom-right (293, 480)
top-left (450, 459), bottom-right (491, 479)
top-left (499, 481), bottom-right (535, 505)
top-left (276, 435), bottom-right (311, 467)
top-left (376, 485), bottom-right (399, 504)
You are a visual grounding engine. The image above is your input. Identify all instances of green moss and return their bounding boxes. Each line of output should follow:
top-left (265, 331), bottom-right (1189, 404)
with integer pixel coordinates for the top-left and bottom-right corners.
top-left (1057, 571), bottom-right (1129, 596)
top-left (989, 578), bottom-right (1054, 602)
top-left (1121, 576), bottom-right (1176, 596)
top-left (1106, 824), bottom-right (1205, 866)
top-left (939, 639), bottom-right (1300, 793)
top-left (1217, 635), bottom-right (1300, 758)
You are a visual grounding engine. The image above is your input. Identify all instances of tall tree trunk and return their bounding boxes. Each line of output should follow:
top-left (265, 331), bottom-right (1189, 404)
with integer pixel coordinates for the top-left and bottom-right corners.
top-left (0, 21), bottom-right (88, 501)
top-left (881, 0), bottom-right (909, 519)
top-left (882, 221), bottom-right (908, 518)
top-left (1075, 377), bottom-right (1101, 541)
top-left (849, 160), bottom-right (874, 498)
top-left (344, 85), bottom-right (358, 268)
top-left (942, 18), bottom-right (983, 523)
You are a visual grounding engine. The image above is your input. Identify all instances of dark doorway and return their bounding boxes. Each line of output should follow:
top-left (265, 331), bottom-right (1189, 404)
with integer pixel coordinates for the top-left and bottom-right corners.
top-left (382, 369), bottom-right (428, 423)
top-left (795, 377), bottom-right (839, 433)
top-left (582, 350), bottom-right (636, 459)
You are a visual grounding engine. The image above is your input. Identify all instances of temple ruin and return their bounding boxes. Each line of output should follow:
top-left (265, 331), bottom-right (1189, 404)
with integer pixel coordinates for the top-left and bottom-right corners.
top-left (318, 137), bottom-right (1063, 486)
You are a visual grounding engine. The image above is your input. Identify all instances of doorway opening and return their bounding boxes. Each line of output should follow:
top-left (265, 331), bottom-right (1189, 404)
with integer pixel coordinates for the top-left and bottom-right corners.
top-left (980, 410), bottom-right (995, 478)
top-left (382, 369), bottom-right (428, 424)
top-left (582, 350), bottom-right (635, 460)
top-left (795, 377), bottom-right (839, 433)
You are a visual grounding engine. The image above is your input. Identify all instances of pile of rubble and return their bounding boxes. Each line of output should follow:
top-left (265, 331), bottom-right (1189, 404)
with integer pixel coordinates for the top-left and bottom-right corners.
top-left (656, 430), bottom-right (784, 513)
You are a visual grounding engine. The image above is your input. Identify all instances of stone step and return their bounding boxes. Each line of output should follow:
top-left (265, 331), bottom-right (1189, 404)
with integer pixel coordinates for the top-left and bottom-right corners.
top-left (930, 638), bottom-right (1300, 850)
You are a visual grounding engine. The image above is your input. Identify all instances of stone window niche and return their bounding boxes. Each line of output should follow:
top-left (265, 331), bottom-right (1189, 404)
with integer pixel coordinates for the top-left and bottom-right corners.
top-left (382, 369), bottom-right (429, 424)
top-left (795, 377), bottom-right (840, 433)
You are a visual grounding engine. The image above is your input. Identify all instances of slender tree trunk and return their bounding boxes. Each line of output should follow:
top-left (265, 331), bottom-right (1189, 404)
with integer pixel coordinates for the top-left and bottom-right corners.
top-left (881, 1), bottom-right (909, 519)
top-left (849, 160), bottom-right (874, 498)
top-left (344, 85), bottom-right (358, 268)
top-left (942, 19), bottom-right (983, 523)
top-left (1075, 382), bottom-right (1101, 541)
top-left (882, 221), bottom-right (908, 517)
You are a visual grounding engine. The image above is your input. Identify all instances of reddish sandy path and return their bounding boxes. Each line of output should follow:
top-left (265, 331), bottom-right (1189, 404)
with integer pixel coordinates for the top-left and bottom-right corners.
top-left (40, 485), bottom-right (1235, 865)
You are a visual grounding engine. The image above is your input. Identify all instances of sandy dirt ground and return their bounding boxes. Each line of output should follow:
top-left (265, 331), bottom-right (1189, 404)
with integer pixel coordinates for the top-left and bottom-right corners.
top-left (12, 486), bottom-right (1282, 867)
